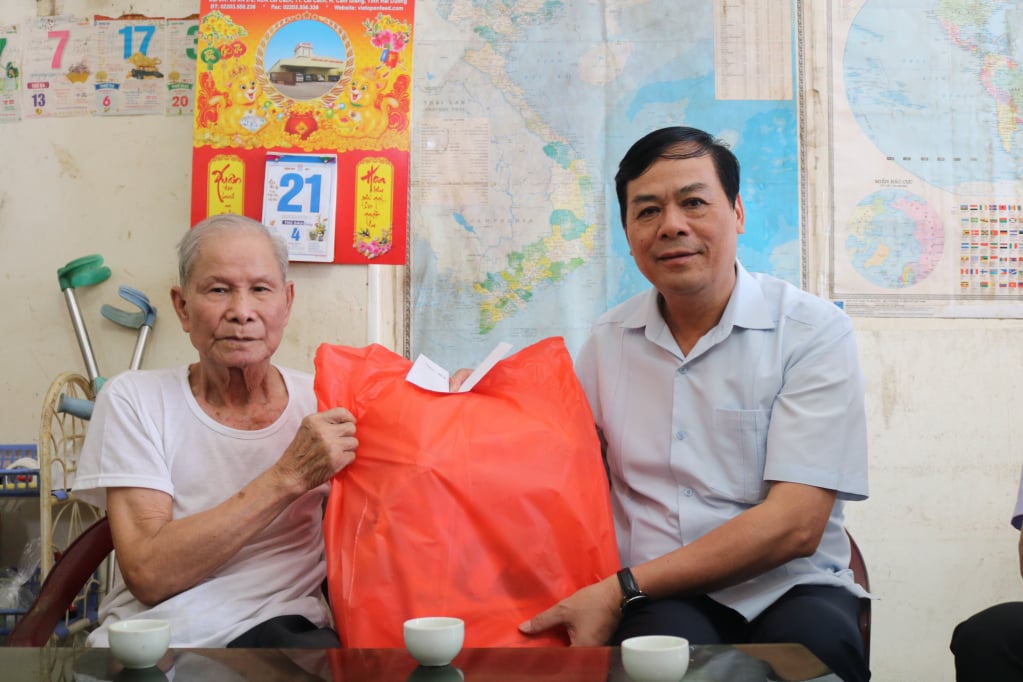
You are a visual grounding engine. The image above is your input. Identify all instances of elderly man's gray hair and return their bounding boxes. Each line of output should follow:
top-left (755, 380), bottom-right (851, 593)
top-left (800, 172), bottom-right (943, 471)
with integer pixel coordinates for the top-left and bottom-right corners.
top-left (178, 214), bottom-right (289, 286)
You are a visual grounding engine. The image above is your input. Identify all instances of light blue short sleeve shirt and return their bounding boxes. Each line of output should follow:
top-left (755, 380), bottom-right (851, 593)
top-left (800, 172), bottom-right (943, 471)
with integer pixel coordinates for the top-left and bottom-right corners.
top-left (576, 263), bottom-right (870, 620)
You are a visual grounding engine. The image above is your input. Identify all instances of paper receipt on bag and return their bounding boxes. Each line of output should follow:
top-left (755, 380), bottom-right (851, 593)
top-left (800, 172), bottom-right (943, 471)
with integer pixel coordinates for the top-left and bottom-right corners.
top-left (405, 342), bottom-right (512, 393)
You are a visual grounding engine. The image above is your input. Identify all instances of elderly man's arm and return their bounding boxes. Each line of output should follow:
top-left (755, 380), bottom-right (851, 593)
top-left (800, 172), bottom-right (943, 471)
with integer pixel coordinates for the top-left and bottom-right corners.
top-left (521, 480), bottom-right (836, 645)
top-left (108, 406), bottom-right (357, 606)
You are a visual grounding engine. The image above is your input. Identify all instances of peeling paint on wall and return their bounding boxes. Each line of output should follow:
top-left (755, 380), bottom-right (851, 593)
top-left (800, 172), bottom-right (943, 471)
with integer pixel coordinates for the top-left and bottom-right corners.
top-left (51, 143), bottom-right (81, 179)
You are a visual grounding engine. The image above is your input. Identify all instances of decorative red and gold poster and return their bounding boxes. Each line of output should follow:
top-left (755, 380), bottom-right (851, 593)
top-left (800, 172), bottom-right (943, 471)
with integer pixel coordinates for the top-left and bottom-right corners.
top-left (191, 0), bottom-right (413, 264)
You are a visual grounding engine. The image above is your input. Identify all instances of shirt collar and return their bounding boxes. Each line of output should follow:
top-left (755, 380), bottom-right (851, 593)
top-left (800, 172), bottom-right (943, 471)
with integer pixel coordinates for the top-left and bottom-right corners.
top-left (621, 261), bottom-right (777, 335)
top-left (725, 261), bottom-right (776, 332)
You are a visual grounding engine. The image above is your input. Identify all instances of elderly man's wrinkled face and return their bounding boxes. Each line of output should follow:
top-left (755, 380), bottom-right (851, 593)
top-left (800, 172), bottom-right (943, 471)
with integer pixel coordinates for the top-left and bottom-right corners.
top-left (172, 229), bottom-right (294, 371)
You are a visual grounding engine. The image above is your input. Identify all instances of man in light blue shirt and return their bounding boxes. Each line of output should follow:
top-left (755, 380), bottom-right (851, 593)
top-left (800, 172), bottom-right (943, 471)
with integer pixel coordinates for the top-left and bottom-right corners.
top-left (519, 127), bottom-right (870, 682)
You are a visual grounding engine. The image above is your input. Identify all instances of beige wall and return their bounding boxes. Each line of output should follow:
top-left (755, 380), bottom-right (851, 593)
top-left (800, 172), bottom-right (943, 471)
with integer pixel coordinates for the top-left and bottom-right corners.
top-left (849, 319), bottom-right (1023, 680)
top-left (3, 1), bottom-right (1023, 680)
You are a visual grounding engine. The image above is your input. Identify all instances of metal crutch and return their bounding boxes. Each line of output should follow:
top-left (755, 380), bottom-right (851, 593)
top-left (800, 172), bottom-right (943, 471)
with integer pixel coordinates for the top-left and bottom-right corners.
top-left (56, 255), bottom-right (111, 394)
top-left (101, 285), bottom-right (157, 370)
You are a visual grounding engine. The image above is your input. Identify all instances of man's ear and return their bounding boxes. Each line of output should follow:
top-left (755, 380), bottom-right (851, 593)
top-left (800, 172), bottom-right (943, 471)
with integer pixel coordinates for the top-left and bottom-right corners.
top-left (283, 280), bottom-right (295, 322)
top-left (734, 194), bottom-right (746, 235)
top-left (170, 286), bottom-right (190, 332)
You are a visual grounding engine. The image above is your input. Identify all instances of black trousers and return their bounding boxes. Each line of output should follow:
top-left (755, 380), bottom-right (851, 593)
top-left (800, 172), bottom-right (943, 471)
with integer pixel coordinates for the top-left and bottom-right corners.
top-left (227, 614), bottom-right (341, 649)
top-left (613, 585), bottom-right (869, 682)
top-left (950, 601), bottom-right (1023, 681)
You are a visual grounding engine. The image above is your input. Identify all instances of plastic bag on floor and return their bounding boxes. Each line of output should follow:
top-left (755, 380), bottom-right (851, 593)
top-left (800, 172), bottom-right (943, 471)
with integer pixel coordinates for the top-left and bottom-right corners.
top-left (0, 537), bottom-right (41, 611)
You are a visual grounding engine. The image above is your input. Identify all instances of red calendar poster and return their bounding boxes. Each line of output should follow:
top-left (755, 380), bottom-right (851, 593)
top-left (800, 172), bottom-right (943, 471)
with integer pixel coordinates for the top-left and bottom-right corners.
top-left (191, 0), bottom-right (413, 264)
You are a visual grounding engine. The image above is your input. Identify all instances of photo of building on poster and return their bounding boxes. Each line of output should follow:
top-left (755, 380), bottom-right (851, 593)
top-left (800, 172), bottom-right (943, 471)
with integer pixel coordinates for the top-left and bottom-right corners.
top-left (191, 2), bottom-right (413, 264)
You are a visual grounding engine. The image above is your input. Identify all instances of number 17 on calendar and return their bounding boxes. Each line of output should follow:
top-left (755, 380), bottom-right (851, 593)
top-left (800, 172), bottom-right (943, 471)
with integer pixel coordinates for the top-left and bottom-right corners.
top-left (262, 153), bottom-right (338, 262)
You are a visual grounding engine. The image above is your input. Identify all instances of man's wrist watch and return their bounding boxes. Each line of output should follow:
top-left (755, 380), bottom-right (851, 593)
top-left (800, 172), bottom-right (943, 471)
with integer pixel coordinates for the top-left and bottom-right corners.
top-left (616, 567), bottom-right (650, 613)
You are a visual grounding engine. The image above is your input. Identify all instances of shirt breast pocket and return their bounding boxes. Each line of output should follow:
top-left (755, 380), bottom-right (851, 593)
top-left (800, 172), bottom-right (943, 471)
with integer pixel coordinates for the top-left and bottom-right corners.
top-left (708, 408), bottom-right (770, 504)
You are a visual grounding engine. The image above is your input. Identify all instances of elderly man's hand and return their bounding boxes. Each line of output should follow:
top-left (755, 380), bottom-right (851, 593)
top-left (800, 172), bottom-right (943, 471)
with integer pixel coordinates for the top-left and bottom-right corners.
top-left (518, 575), bottom-right (622, 646)
top-left (276, 407), bottom-right (358, 492)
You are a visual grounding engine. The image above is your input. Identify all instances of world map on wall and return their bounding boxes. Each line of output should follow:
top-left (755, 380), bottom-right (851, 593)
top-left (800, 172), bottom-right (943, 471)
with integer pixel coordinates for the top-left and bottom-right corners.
top-left (409, 1), bottom-right (800, 369)
top-left (843, 0), bottom-right (1023, 192)
top-left (845, 189), bottom-right (945, 288)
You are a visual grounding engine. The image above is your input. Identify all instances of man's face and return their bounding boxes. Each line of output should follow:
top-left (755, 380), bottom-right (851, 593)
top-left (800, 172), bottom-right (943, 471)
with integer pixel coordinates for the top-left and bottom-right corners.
top-left (171, 230), bottom-right (294, 370)
top-left (623, 151), bottom-right (744, 303)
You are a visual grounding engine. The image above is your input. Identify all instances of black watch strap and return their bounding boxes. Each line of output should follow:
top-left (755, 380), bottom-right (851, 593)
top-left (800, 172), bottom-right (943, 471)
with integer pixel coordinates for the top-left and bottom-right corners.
top-left (616, 567), bottom-right (650, 613)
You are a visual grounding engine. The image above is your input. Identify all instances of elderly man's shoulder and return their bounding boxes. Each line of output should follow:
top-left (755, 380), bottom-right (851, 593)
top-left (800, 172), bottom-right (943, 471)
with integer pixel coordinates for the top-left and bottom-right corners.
top-left (87, 368), bottom-right (186, 420)
top-left (278, 365), bottom-right (314, 391)
top-left (275, 365), bottom-right (316, 411)
top-left (102, 366), bottom-right (184, 393)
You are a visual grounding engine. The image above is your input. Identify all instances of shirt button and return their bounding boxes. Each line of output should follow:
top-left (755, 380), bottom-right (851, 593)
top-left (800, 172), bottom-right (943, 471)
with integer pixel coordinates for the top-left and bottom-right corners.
top-left (678, 366), bottom-right (689, 374)
top-left (675, 431), bottom-right (685, 440)
top-left (683, 488), bottom-right (694, 497)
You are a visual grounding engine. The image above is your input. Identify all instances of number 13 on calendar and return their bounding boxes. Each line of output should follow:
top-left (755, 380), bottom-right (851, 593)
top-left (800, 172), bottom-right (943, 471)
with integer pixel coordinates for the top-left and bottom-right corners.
top-left (262, 153), bottom-right (338, 262)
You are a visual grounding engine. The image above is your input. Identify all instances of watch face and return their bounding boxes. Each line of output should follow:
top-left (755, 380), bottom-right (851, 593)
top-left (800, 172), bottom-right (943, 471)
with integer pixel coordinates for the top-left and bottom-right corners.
top-left (621, 594), bottom-right (650, 613)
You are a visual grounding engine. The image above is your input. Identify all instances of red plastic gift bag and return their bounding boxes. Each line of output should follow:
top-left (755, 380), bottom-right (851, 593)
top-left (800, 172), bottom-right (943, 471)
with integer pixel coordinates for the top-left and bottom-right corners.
top-left (314, 337), bottom-right (620, 648)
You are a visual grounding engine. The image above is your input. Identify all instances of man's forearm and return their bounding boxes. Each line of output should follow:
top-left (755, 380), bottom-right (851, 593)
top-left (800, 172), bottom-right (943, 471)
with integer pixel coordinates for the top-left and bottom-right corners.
top-left (631, 482), bottom-right (835, 599)
top-left (109, 471), bottom-right (302, 605)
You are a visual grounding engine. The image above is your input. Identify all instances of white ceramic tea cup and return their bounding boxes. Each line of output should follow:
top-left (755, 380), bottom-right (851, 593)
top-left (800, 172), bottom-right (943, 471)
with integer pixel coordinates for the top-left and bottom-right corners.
top-left (403, 617), bottom-right (465, 667)
top-left (621, 635), bottom-right (690, 682)
top-left (108, 618), bottom-right (171, 669)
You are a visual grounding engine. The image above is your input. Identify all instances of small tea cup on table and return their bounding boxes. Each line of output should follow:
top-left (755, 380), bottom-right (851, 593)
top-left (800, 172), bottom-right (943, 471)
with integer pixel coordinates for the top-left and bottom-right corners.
top-left (621, 635), bottom-right (690, 682)
top-left (108, 619), bottom-right (171, 670)
top-left (403, 617), bottom-right (464, 667)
